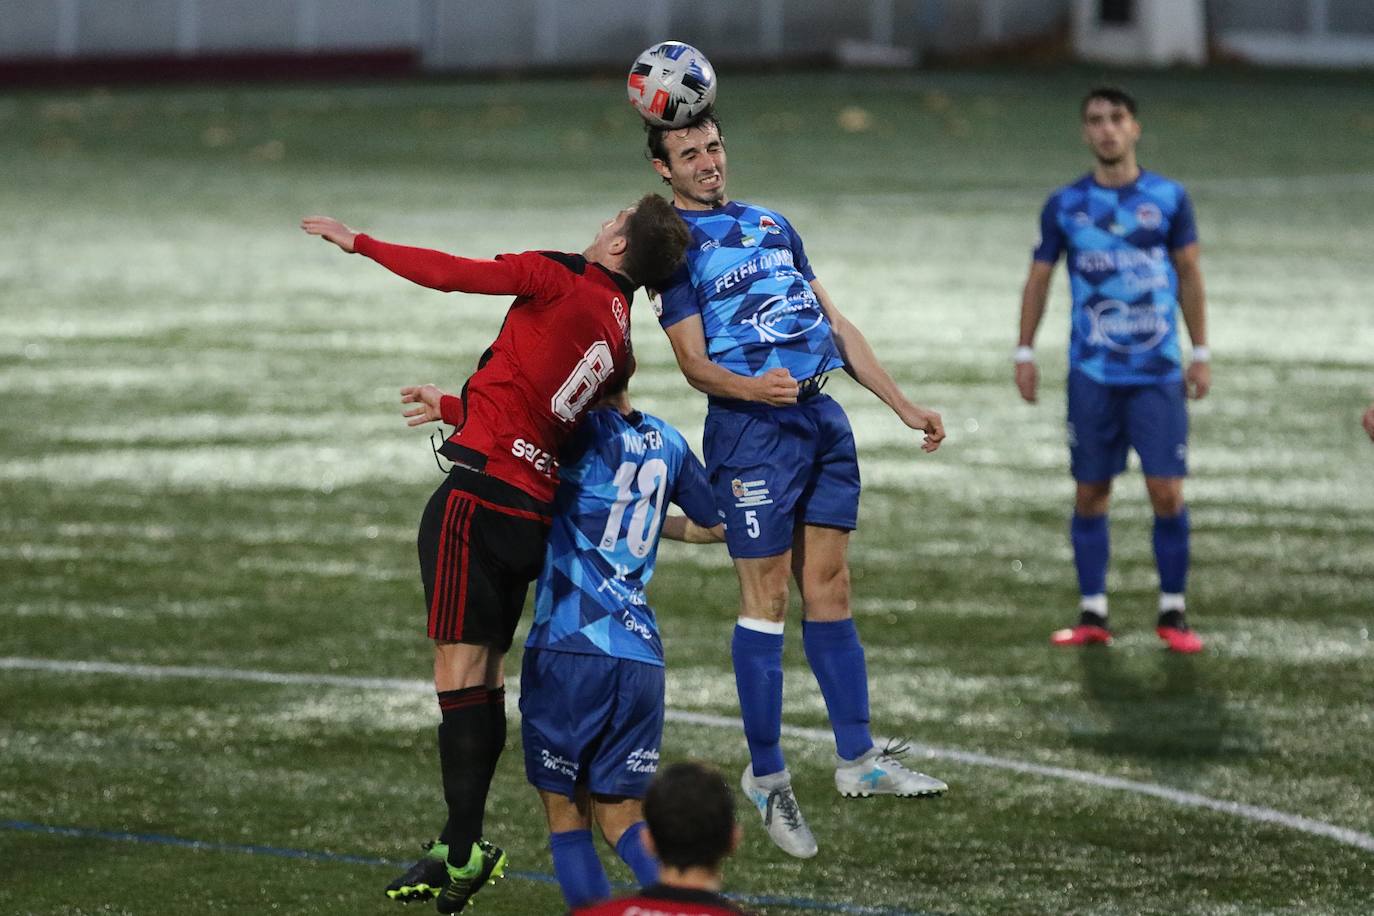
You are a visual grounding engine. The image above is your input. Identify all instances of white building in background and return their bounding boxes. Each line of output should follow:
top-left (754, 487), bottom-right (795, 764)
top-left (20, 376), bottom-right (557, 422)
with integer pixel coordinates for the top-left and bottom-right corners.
top-left (1, 1), bottom-right (1372, 72)
top-left (1071, 0), bottom-right (1207, 67)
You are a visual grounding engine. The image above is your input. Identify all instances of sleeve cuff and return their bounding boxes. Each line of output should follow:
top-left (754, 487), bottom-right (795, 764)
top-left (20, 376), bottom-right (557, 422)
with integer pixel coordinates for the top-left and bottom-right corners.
top-left (438, 394), bottom-right (465, 427)
top-left (353, 233), bottom-right (375, 257)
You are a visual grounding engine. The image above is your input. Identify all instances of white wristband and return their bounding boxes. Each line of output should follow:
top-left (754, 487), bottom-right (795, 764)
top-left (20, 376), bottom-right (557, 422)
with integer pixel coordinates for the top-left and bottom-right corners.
top-left (1014, 346), bottom-right (1035, 364)
top-left (1191, 346), bottom-right (1211, 363)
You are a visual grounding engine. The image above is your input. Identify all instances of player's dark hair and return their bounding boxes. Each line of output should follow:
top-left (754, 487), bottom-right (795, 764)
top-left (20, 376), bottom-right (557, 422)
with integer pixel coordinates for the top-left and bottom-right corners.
top-left (645, 108), bottom-right (724, 170)
top-left (642, 761), bottom-right (736, 871)
top-left (1081, 86), bottom-right (1137, 119)
top-left (620, 193), bottom-right (689, 293)
top-left (603, 348), bottom-right (635, 397)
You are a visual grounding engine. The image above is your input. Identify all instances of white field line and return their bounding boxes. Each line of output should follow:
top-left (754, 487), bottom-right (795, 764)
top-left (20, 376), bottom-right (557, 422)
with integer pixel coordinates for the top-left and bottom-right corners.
top-left (3, 656), bottom-right (1371, 855)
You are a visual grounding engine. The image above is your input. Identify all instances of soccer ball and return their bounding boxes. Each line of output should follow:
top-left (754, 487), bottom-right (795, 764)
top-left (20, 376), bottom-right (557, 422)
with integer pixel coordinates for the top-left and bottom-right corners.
top-left (627, 41), bottom-right (717, 129)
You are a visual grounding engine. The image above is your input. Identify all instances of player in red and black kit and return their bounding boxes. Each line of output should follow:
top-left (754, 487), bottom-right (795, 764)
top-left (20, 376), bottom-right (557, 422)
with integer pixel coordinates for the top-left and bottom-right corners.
top-left (573, 762), bottom-right (754, 916)
top-left (302, 197), bottom-right (689, 914)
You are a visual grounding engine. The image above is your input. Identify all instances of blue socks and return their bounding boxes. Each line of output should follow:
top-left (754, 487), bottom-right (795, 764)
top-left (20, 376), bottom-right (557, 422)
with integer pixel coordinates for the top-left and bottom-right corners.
top-left (732, 623), bottom-right (786, 777)
top-left (549, 823), bottom-right (659, 906)
top-left (549, 829), bottom-right (610, 908)
top-left (614, 821), bottom-right (659, 887)
top-left (1153, 509), bottom-right (1190, 595)
top-left (1070, 513), bottom-right (1110, 601)
top-left (802, 619), bottom-right (874, 761)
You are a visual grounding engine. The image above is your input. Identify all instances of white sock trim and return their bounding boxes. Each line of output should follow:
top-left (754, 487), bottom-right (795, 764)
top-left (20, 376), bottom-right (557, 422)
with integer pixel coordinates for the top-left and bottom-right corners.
top-left (1079, 594), bottom-right (1108, 616)
top-left (737, 617), bottom-right (784, 635)
top-left (1159, 593), bottom-right (1186, 612)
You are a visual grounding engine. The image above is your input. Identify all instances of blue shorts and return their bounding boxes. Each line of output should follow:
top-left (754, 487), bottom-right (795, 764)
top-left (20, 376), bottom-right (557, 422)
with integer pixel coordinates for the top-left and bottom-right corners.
top-left (519, 649), bottom-right (664, 799)
top-left (1067, 371), bottom-right (1188, 482)
top-left (703, 392), bottom-right (861, 559)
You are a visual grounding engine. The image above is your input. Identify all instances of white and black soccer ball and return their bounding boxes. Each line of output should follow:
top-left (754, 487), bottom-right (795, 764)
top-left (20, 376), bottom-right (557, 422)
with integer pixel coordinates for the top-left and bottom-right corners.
top-left (627, 41), bottom-right (717, 129)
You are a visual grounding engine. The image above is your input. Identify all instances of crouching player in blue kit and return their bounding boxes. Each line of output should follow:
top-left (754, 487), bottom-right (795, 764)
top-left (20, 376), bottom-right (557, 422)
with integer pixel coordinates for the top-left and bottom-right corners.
top-left (646, 112), bottom-right (949, 859)
top-left (1015, 87), bottom-right (1211, 653)
top-left (521, 366), bottom-right (725, 909)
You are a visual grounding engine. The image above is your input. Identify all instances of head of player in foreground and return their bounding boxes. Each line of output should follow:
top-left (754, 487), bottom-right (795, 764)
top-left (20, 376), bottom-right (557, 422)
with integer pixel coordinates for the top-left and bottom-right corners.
top-left (642, 762), bottom-right (743, 890)
top-left (1081, 86), bottom-right (1140, 172)
top-left (588, 194), bottom-right (693, 290)
top-left (646, 110), bottom-right (728, 211)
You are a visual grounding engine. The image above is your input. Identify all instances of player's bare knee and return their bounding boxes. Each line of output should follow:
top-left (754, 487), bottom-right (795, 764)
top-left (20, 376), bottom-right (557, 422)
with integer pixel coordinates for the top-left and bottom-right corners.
top-left (802, 564), bottom-right (850, 618)
top-left (1074, 482), bottom-right (1112, 517)
top-left (432, 640), bottom-right (491, 691)
top-left (1146, 478), bottom-right (1185, 517)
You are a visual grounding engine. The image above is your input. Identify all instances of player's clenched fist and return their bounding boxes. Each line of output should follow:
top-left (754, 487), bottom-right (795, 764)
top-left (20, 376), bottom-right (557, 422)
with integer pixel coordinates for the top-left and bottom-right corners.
top-left (400, 384), bottom-right (447, 427)
top-left (301, 216), bottom-right (359, 253)
top-left (751, 367), bottom-right (799, 406)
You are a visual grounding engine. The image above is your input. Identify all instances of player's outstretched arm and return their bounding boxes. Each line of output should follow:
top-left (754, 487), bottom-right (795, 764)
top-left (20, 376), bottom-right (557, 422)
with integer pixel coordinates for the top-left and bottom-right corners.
top-left (1173, 242), bottom-right (1211, 400)
top-left (662, 514), bottom-right (726, 543)
top-left (302, 216), bottom-right (536, 297)
top-left (811, 280), bottom-right (944, 453)
top-left (663, 315), bottom-right (799, 405)
top-left (1015, 260), bottom-right (1054, 404)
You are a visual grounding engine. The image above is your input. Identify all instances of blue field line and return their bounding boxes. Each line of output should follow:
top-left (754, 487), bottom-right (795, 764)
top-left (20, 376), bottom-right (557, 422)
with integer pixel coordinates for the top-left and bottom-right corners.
top-left (0, 819), bottom-right (934, 916)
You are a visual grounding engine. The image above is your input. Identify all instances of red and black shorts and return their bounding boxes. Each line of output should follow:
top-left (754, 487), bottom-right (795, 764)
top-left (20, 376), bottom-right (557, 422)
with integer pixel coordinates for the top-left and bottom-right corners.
top-left (417, 465), bottom-right (552, 652)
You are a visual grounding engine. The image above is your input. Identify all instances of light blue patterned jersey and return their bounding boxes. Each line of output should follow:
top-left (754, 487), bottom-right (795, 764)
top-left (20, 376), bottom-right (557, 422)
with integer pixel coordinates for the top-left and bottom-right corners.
top-left (1033, 170), bottom-right (1198, 385)
top-left (657, 201), bottom-right (844, 387)
top-left (526, 407), bottom-right (717, 667)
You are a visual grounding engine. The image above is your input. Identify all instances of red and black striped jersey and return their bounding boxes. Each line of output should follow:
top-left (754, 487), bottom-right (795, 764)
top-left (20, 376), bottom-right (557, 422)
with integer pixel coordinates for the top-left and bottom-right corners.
top-left (355, 237), bottom-right (634, 503)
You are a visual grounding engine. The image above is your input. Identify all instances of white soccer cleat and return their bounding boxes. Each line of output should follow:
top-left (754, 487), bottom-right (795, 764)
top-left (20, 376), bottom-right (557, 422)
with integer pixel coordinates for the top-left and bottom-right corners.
top-left (835, 740), bottom-right (948, 798)
top-left (740, 765), bottom-right (818, 859)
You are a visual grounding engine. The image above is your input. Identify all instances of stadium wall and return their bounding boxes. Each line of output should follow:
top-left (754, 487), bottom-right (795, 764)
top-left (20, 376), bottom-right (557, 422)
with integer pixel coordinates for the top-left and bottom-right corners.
top-left (3, 0), bottom-right (1372, 79)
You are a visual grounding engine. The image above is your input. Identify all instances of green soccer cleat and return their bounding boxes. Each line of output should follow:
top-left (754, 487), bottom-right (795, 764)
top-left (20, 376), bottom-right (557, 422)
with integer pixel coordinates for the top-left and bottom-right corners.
top-left (434, 840), bottom-right (507, 914)
top-left (385, 840), bottom-right (450, 903)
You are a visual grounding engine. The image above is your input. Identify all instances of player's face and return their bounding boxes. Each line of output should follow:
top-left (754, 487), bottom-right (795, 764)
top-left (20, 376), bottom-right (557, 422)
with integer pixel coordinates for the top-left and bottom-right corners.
top-left (586, 206), bottom-right (633, 261)
top-left (1081, 99), bottom-right (1140, 166)
top-left (654, 124), bottom-right (728, 210)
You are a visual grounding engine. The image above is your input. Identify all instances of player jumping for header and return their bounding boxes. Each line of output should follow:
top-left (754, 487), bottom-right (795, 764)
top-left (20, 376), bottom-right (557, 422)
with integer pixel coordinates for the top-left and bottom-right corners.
top-left (1014, 87), bottom-right (1211, 654)
top-left (302, 197), bottom-right (689, 913)
top-left (645, 110), bottom-right (948, 859)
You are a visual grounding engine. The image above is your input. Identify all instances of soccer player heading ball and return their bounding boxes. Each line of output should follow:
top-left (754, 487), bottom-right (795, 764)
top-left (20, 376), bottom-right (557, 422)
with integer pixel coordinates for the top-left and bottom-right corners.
top-left (644, 108), bottom-right (948, 859)
top-left (1015, 87), bottom-right (1212, 654)
top-left (302, 197), bottom-right (690, 913)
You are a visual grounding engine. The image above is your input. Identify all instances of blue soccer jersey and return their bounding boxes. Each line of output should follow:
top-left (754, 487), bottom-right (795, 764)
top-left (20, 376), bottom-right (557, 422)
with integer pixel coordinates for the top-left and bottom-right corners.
top-left (657, 201), bottom-right (844, 385)
top-left (526, 407), bottom-right (717, 667)
top-left (1033, 170), bottom-right (1198, 386)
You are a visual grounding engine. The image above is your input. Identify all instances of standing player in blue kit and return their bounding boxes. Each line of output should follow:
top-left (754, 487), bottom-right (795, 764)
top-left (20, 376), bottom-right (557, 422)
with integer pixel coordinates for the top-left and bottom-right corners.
top-left (646, 111), bottom-right (949, 859)
top-left (1014, 87), bottom-right (1212, 654)
top-left (520, 368), bottom-right (723, 908)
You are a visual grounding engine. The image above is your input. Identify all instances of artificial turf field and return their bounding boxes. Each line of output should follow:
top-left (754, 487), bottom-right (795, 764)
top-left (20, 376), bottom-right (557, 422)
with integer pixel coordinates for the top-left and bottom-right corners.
top-left (2, 65), bottom-right (1372, 915)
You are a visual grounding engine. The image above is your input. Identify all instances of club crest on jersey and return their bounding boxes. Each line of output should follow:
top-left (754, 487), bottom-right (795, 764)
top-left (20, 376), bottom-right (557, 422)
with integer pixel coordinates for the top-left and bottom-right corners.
top-left (731, 478), bottom-right (772, 508)
top-left (1135, 202), bottom-right (1163, 230)
top-left (757, 215), bottom-right (782, 235)
top-left (699, 238), bottom-right (720, 253)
